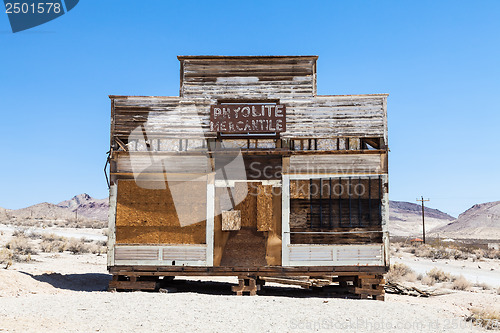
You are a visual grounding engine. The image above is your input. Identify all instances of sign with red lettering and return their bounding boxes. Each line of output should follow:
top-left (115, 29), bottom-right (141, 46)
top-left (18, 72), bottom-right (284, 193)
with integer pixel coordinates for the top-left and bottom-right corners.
top-left (210, 104), bottom-right (286, 133)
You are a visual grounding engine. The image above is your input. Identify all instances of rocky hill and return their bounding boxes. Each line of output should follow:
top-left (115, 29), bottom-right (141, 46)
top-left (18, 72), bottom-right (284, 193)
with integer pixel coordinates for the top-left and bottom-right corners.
top-left (389, 200), bottom-right (455, 237)
top-left (0, 194), bottom-right (108, 227)
top-left (428, 201), bottom-right (500, 240)
top-left (57, 194), bottom-right (108, 221)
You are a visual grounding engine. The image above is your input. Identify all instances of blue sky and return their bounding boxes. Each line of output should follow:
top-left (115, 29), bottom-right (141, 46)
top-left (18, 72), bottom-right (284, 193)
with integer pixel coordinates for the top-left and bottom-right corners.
top-left (1, 0), bottom-right (499, 217)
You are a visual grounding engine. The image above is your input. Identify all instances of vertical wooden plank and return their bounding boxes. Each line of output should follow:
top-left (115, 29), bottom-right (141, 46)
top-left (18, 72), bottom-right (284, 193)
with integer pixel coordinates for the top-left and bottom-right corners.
top-left (309, 178), bottom-right (313, 228)
top-left (328, 178), bottom-right (332, 228)
top-left (257, 184), bottom-right (273, 231)
top-left (358, 177), bottom-right (362, 227)
top-left (281, 175), bottom-right (290, 266)
top-left (368, 177), bottom-right (372, 225)
top-left (107, 183), bottom-right (118, 267)
top-left (206, 173), bottom-right (215, 266)
top-left (381, 174), bottom-right (390, 266)
top-left (382, 96), bottom-right (388, 148)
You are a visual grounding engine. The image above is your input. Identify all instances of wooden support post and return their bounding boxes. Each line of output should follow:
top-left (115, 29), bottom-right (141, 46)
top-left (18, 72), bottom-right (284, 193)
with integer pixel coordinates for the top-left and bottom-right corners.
top-left (206, 174), bottom-right (215, 266)
top-left (232, 276), bottom-right (261, 296)
top-left (353, 274), bottom-right (385, 301)
top-left (348, 177), bottom-right (352, 227)
top-left (108, 274), bottom-right (158, 292)
top-left (328, 178), bottom-right (332, 228)
top-left (358, 177), bottom-right (362, 227)
top-left (107, 183), bottom-right (117, 267)
top-left (281, 175), bottom-right (290, 266)
top-left (309, 178), bottom-right (313, 228)
top-left (368, 177), bottom-right (372, 225)
top-left (338, 177), bottom-right (342, 227)
top-left (319, 178), bottom-right (323, 228)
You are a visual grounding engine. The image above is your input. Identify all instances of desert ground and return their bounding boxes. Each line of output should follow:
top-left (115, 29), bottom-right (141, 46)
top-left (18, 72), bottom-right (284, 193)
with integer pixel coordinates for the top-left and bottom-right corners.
top-left (0, 226), bottom-right (499, 332)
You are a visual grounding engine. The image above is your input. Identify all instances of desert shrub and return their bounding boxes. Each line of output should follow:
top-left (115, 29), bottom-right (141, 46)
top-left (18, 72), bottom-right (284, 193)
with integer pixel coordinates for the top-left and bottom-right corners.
top-left (386, 263), bottom-right (416, 283)
top-left (466, 308), bottom-right (500, 330)
top-left (11, 228), bottom-right (26, 237)
top-left (485, 249), bottom-right (500, 260)
top-left (452, 275), bottom-right (472, 290)
top-left (426, 268), bottom-right (452, 283)
top-left (0, 248), bottom-right (13, 268)
top-left (421, 275), bottom-right (435, 286)
top-left (25, 230), bottom-right (42, 240)
top-left (497, 287), bottom-right (500, 295)
top-left (67, 238), bottom-right (91, 254)
top-left (414, 245), bottom-right (451, 260)
top-left (88, 243), bottom-right (107, 255)
top-left (475, 282), bottom-right (492, 290)
top-left (6, 236), bottom-right (37, 255)
top-left (41, 233), bottom-right (65, 242)
top-left (40, 239), bottom-right (67, 253)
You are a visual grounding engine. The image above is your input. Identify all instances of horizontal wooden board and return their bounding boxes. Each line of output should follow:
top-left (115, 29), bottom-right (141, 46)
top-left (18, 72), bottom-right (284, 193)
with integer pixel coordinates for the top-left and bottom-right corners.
top-left (115, 154), bottom-right (212, 174)
top-left (287, 244), bottom-right (385, 266)
top-left (288, 154), bottom-right (383, 174)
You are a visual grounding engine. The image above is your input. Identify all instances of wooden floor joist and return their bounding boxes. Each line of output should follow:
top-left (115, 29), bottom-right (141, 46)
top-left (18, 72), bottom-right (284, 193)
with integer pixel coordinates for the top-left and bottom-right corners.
top-left (107, 271), bottom-right (386, 300)
top-left (109, 265), bottom-right (387, 277)
top-left (108, 275), bottom-right (158, 292)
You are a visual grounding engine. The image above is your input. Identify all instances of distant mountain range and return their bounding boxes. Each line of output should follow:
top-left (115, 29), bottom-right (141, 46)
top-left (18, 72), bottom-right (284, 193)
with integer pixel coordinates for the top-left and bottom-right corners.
top-left (0, 194), bottom-right (108, 223)
top-left (1, 195), bottom-right (499, 240)
top-left (389, 200), bottom-right (455, 238)
top-left (428, 201), bottom-right (500, 240)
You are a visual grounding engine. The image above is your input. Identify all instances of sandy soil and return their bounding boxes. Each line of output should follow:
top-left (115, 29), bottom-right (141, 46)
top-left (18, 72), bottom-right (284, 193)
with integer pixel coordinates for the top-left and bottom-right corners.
top-left (0, 229), bottom-right (498, 332)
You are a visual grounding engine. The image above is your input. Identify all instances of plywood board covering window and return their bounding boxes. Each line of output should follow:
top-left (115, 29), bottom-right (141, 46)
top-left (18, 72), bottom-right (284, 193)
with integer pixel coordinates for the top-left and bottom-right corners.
top-left (115, 180), bottom-right (206, 244)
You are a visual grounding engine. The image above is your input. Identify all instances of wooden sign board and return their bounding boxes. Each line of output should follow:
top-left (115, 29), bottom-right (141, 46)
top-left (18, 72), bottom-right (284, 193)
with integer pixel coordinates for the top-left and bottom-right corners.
top-left (210, 104), bottom-right (286, 133)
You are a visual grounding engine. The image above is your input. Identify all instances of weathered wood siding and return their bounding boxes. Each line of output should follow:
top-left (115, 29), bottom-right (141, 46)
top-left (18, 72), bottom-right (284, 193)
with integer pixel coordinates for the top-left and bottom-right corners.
top-left (111, 94), bottom-right (387, 142)
top-left (112, 97), bottom-right (213, 141)
top-left (288, 154), bottom-right (384, 174)
top-left (115, 153), bottom-right (212, 174)
top-left (178, 56), bottom-right (317, 99)
top-left (281, 95), bottom-right (387, 139)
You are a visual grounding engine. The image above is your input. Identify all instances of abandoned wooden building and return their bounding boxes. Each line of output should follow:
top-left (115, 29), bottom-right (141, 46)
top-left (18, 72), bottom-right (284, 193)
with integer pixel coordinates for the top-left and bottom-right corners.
top-left (106, 55), bottom-right (389, 299)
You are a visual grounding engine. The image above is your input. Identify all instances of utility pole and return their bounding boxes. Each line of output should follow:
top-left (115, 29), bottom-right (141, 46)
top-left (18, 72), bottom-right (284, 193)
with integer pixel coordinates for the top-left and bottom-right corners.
top-left (416, 196), bottom-right (430, 244)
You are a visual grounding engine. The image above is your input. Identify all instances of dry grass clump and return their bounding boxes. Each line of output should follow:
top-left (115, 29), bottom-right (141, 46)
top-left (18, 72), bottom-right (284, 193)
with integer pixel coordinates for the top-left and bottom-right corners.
top-left (11, 228), bottom-right (26, 237)
top-left (412, 245), bottom-right (469, 260)
top-left (0, 248), bottom-right (13, 268)
top-left (6, 236), bottom-right (38, 255)
top-left (484, 249), bottom-right (500, 260)
top-left (38, 234), bottom-right (106, 255)
top-left (452, 275), bottom-right (472, 291)
top-left (41, 233), bottom-right (66, 242)
top-left (466, 308), bottom-right (500, 330)
top-left (421, 267), bottom-right (455, 286)
top-left (39, 233), bottom-right (69, 253)
top-left (65, 238), bottom-right (105, 254)
top-left (420, 268), bottom-right (474, 291)
top-left (475, 282), bottom-right (492, 291)
top-left (67, 238), bottom-right (92, 254)
top-left (426, 268), bottom-right (452, 283)
top-left (40, 239), bottom-right (67, 253)
top-left (402, 242), bottom-right (500, 261)
top-left (386, 263), bottom-right (416, 283)
top-left (65, 219), bottom-right (107, 229)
